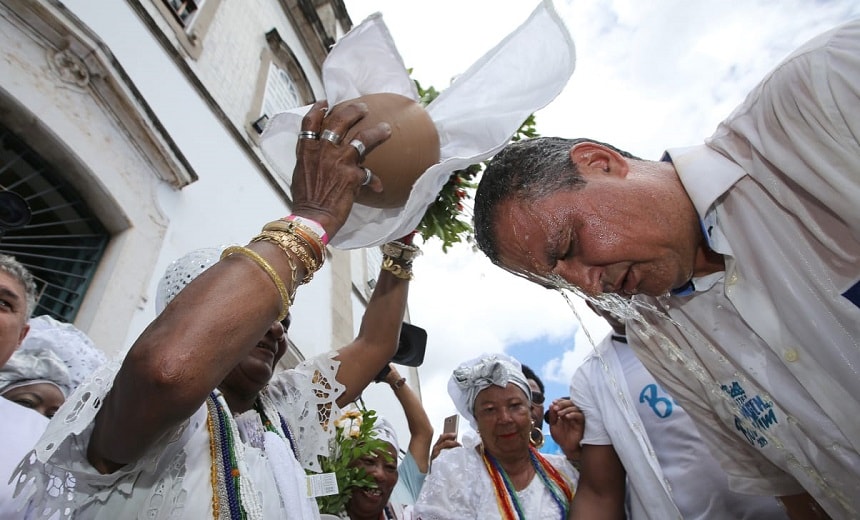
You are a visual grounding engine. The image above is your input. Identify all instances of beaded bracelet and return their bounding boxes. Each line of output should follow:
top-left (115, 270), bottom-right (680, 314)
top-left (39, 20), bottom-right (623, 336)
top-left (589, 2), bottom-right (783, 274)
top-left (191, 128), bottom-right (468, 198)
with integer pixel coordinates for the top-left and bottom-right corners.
top-left (220, 246), bottom-right (290, 321)
top-left (251, 230), bottom-right (318, 286)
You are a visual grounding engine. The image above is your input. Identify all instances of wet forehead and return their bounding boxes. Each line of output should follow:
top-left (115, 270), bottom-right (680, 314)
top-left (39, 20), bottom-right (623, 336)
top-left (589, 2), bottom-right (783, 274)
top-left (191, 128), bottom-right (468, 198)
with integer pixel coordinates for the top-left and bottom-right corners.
top-left (493, 198), bottom-right (562, 275)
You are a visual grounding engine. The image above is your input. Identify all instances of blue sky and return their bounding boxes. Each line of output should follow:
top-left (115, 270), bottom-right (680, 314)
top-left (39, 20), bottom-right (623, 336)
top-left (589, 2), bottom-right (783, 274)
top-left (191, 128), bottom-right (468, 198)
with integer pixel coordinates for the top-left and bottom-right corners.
top-left (508, 336), bottom-right (575, 407)
top-left (508, 335), bottom-right (577, 455)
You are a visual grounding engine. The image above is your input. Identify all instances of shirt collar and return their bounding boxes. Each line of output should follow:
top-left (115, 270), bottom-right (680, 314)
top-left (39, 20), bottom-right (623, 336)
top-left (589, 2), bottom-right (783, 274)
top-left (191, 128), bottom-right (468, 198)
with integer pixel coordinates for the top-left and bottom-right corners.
top-left (663, 147), bottom-right (735, 295)
top-left (661, 145), bottom-right (746, 218)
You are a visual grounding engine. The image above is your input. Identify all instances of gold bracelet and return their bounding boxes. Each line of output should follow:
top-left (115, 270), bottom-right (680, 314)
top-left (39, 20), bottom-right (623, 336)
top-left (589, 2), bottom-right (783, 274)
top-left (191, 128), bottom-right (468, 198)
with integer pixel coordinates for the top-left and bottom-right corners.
top-left (263, 219), bottom-right (325, 267)
top-left (249, 236), bottom-right (300, 299)
top-left (252, 230), bottom-right (319, 285)
top-left (257, 230), bottom-right (319, 273)
top-left (381, 256), bottom-right (414, 280)
top-left (220, 246), bottom-right (290, 321)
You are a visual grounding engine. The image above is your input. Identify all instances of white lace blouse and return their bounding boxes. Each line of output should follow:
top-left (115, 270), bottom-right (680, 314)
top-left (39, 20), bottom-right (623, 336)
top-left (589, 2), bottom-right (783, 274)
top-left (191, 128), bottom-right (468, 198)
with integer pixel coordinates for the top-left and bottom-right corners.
top-left (12, 353), bottom-right (345, 519)
top-left (414, 446), bottom-right (578, 520)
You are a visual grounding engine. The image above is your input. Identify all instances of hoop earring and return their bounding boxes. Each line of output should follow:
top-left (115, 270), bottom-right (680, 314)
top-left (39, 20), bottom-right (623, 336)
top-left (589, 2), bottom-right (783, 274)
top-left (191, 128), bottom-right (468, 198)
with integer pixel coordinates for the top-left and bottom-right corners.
top-left (530, 426), bottom-right (545, 449)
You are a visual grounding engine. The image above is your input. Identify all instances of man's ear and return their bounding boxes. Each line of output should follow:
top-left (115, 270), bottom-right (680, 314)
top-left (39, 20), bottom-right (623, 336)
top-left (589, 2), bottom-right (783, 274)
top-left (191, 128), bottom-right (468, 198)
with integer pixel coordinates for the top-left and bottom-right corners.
top-left (569, 142), bottom-right (629, 178)
top-left (17, 322), bottom-right (29, 347)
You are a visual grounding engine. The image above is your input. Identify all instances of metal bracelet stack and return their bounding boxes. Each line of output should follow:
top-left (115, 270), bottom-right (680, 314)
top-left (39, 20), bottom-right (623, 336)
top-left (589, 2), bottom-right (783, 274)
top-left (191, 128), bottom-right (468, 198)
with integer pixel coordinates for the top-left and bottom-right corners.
top-left (380, 240), bottom-right (421, 280)
top-left (251, 219), bottom-right (326, 288)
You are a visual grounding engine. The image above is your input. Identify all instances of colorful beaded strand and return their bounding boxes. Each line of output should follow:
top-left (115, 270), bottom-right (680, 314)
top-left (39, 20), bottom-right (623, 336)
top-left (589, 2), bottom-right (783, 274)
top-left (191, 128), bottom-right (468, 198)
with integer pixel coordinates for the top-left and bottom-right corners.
top-left (528, 447), bottom-right (572, 518)
top-left (481, 448), bottom-right (524, 520)
top-left (253, 399), bottom-right (299, 460)
top-left (481, 446), bottom-right (574, 520)
top-left (210, 393), bottom-right (245, 519)
top-left (206, 397), bottom-right (222, 518)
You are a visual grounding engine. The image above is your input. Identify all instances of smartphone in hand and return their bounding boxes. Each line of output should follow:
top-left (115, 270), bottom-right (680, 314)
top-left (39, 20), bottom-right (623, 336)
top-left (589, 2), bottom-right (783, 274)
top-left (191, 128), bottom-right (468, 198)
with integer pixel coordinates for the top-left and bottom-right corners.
top-left (443, 414), bottom-right (459, 436)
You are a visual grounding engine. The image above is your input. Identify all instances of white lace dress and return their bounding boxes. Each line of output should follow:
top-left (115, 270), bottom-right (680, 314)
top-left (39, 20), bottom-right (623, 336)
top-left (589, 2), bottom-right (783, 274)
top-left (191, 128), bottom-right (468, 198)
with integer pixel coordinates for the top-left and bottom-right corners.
top-left (12, 353), bottom-right (345, 519)
top-left (414, 446), bottom-right (578, 520)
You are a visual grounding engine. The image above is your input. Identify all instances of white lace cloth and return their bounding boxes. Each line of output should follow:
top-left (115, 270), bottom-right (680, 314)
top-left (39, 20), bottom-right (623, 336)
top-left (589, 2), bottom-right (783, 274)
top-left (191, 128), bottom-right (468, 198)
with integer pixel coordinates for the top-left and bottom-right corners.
top-left (0, 398), bottom-right (48, 519)
top-left (12, 352), bottom-right (345, 519)
top-left (414, 446), bottom-right (577, 520)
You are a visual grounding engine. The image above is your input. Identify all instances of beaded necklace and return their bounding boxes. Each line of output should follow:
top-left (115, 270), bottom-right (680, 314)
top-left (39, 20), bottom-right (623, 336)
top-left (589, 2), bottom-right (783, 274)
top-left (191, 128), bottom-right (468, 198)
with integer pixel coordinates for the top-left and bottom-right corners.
top-left (206, 391), bottom-right (296, 519)
top-left (480, 445), bottom-right (572, 520)
top-left (206, 392), bottom-right (246, 519)
top-left (253, 396), bottom-right (299, 459)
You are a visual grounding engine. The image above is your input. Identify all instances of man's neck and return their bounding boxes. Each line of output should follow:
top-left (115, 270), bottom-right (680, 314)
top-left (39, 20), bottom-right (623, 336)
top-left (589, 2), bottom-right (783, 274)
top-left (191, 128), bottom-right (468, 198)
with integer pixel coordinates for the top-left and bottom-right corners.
top-left (693, 241), bottom-right (725, 278)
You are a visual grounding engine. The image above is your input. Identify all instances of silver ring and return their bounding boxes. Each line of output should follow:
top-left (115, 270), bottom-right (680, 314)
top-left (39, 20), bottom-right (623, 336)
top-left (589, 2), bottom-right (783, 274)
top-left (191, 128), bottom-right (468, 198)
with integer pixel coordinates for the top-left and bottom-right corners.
top-left (348, 138), bottom-right (367, 159)
top-left (361, 167), bottom-right (373, 186)
top-left (320, 129), bottom-right (342, 145)
top-left (298, 131), bottom-right (318, 140)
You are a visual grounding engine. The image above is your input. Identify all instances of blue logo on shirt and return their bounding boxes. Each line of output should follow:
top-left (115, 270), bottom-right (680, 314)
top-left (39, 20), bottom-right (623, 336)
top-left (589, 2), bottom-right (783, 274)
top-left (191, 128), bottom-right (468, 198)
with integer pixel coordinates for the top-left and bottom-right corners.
top-left (639, 384), bottom-right (675, 418)
top-left (721, 381), bottom-right (778, 448)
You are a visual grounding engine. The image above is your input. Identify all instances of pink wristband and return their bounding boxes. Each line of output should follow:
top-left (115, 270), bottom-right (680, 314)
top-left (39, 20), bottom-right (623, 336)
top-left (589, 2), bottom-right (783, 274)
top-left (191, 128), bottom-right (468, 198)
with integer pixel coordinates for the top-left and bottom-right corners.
top-left (285, 215), bottom-right (329, 245)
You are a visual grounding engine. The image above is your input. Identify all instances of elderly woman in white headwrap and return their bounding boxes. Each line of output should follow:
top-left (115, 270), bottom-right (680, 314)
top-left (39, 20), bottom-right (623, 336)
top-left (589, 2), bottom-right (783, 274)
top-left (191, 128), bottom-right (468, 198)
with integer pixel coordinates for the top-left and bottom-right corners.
top-left (414, 353), bottom-right (583, 520)
top-left (0, 315), bottom-right (105, 418)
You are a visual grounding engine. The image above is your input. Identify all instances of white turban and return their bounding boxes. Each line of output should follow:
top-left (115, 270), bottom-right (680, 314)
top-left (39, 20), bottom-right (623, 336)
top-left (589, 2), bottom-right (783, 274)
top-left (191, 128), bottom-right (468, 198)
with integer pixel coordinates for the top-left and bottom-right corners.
top-left (0, 348), bottom-right (69, 397)
top-left (260, 0), bottom-right (576, 249)
top-left (447, 353), bottom-right (531, 431)
top-left (371, 415), bottom-right (400, 457)
top-left (0, 315), bottom-right (105, 397)
top-left (155, 247), bottom-right (226, 315)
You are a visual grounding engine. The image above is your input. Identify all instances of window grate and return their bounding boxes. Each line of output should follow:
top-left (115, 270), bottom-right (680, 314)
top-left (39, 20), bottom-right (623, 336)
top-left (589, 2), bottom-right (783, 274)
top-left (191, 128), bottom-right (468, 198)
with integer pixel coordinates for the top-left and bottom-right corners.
top-left (164, 0), bottom-right (202, 27)
top-left (0, 125), bottom-right (109, 321)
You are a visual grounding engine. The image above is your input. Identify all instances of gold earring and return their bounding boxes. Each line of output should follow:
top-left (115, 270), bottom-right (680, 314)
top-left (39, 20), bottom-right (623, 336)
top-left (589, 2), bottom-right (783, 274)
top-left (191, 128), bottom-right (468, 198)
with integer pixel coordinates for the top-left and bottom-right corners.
top-left (530, 426), bottom-right (545, 449)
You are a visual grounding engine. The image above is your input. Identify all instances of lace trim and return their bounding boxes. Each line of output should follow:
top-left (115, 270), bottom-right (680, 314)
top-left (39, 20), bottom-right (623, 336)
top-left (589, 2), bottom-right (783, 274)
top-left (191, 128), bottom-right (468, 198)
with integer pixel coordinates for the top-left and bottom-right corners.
top-left (13, 352), bottom-right (346, 517)
top-left (13, 362), bottom-right (119, 518)
top-left (266, 351), bottom-right (345, 472)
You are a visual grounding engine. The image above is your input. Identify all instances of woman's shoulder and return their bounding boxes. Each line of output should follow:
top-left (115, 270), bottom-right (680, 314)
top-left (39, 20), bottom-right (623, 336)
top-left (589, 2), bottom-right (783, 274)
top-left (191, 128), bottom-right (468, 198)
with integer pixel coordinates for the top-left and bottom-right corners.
top-left (430, 445), bottom-right (481, 473)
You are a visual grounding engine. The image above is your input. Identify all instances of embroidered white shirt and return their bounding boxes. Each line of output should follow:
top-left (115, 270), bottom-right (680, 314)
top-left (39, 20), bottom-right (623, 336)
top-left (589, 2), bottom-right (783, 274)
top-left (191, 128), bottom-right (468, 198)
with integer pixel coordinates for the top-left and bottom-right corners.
top-left (414, 445), bottom-right (577, 520)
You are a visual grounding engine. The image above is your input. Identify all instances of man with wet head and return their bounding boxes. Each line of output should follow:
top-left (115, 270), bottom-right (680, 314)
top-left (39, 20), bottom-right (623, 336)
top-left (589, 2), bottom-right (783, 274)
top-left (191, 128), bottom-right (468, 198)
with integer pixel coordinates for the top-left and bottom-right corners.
top-left (473, 19), bottom-right (860, 520)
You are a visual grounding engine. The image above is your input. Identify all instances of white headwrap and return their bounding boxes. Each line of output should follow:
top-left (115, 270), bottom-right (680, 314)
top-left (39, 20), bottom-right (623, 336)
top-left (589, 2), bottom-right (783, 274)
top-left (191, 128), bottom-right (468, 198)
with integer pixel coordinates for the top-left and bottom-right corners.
top-left (371, 415), bottom-right (400, 456)
top-left (259, 0), bottom-right (576, 249)
top-left (0, 349), bottom-right (68, 396)
top-left (0, 315), bottom-right (106, 396)
top-left (447, 353), bottom-right (531, 431)
top-left (155, 247), bottom-right (226, 314)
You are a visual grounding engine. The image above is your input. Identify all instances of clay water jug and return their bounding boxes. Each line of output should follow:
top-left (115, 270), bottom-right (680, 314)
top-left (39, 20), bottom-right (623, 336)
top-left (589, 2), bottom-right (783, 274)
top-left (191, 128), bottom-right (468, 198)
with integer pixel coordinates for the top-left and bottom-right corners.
top-left (340, 92), bottom-right (440, 209)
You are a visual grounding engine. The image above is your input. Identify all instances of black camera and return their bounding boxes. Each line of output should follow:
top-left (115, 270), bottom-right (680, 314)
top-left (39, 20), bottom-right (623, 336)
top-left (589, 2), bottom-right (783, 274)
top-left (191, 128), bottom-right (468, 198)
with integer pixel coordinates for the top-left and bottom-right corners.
top-left (0, 191), bottom-right (31, 231)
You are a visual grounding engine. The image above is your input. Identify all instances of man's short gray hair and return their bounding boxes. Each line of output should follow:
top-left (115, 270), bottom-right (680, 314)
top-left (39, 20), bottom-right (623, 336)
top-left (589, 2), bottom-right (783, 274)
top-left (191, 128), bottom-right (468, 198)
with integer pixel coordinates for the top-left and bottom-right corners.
top-left (0, 254), bottom-right (38, 317)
